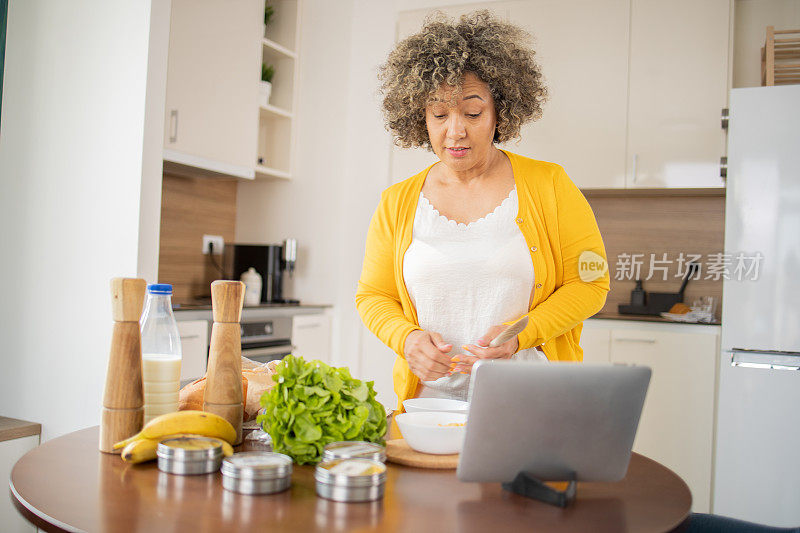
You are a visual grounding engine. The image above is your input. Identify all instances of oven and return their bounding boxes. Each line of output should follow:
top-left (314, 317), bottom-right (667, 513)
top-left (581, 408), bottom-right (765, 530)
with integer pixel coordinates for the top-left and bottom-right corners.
top-left (240, 316), bottom-right (294, 364)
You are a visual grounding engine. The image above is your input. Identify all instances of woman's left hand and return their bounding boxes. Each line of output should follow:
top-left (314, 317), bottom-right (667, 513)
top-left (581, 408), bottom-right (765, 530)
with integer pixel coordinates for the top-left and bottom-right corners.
top-left (449, 324), bottom-right (519, 375)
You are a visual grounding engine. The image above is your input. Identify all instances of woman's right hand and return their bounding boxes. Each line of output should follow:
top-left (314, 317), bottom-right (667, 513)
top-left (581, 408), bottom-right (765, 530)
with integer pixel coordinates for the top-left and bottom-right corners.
top-left (403, 330), bottom-right (453, 381)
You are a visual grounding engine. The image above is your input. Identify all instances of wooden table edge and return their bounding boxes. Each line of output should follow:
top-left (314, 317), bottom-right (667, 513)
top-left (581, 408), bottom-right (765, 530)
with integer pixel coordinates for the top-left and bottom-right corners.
top-left (10, 482), bottom-right (77, 533)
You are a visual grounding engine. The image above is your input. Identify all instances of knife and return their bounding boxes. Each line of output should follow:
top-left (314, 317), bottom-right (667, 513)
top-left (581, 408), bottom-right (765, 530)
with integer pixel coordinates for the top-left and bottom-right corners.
top-left (488, 316), bottom-right (529, 348)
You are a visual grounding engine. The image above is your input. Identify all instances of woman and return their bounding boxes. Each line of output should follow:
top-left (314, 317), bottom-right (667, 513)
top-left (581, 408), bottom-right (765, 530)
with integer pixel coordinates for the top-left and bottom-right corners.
top-left (356, 11), bottom-right (609, 410)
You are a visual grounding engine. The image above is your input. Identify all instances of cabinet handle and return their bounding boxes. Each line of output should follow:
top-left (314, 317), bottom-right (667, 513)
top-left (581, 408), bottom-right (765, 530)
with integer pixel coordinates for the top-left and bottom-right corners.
top-left (721, 108), bottom-right (729, 130)
top-left (632, 154), bottom-right (638, 184)
top-left (180, 335), bottom-right (200, 340)
top-left (720, 157), bottom-right (727, 180)
top-left (614, 338), bottom-right (656, 344)
top-left (169, 109), bottom-right (178, 143)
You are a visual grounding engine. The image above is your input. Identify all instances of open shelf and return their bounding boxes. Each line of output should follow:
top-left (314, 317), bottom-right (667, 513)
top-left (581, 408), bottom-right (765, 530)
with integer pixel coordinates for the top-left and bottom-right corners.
top-left (259, 104), bottom-right (293, 119)
top-left (255, 164), bottom-right (292, 180)
top-left (262, 38), bottom-right (297, 60)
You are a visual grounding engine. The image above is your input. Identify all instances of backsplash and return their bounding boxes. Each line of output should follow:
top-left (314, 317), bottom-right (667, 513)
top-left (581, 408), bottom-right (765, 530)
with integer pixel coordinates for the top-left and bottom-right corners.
top-left (158, 173), bottom-right (238, 302)
top-left (585, 191), bottom-right (725, 319)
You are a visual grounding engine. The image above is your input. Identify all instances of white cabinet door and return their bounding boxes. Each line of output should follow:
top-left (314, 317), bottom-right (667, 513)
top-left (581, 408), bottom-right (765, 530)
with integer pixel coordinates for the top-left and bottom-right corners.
top-left (177, 320), bottom-right (208, 383)
top-left (164, 0), bottom-right (262, 178)
top-left (292, 313), bottom-right (331, 364)
top-left (579, 323), bottom-right (611, 363)
top-left (392, 1), bottom-right (630, 189)
top-left (1, 435), bottom-right (39, 532)
top-left (610, 326), bottom-right (718, 512)
top-left (508, 0), bottom-right (630, 189)
top-left (626, 0), bottom-right (729, 188)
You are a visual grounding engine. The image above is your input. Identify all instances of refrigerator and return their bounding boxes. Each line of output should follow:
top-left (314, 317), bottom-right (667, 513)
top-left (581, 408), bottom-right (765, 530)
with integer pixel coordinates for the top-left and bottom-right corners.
top-left (713, 85), bottom-right (800, 527)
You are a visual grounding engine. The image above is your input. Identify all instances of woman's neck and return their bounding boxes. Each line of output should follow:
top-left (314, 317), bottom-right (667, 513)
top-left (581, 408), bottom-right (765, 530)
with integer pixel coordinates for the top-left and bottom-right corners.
top-left (435, 146), bottom-right (505, 188)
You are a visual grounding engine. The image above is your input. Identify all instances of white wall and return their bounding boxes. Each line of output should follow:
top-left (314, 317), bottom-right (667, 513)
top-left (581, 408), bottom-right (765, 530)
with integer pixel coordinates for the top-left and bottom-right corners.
top-left (0, 0), bottom-right (165, 440)
top-left (733, 0), bottom-right (800, 88)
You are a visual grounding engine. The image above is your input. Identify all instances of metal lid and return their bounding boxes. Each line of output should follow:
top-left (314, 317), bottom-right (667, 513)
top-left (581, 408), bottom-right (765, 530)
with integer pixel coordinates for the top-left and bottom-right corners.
top-left (315, 459), bottom-right (386, 487)
top-left (322, 441), bottom-right (386, 463)
top-left (156, 436), bottom-right (224, 461)
top-left (221, 452), bottom-right (293, 480)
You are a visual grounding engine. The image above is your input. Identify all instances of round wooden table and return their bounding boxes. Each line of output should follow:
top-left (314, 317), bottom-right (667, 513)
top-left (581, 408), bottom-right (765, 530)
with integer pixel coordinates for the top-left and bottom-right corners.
top-left (10, 427), bottom-right (691, 532)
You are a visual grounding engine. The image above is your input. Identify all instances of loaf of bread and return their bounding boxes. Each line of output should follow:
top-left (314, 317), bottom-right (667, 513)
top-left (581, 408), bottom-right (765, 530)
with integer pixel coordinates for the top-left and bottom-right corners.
top-left (668, 302), bottom-right (692, 314)
top-left (179, 357), bottom-right (279, 421)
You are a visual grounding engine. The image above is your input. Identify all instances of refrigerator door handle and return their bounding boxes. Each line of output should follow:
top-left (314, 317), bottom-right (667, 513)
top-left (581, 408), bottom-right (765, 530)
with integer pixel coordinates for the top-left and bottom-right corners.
top-left (726, 348), bottom-right (800, 370)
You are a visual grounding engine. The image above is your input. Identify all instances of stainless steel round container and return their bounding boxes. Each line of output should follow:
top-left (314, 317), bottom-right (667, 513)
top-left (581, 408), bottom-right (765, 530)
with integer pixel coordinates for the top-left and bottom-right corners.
top-left (322, 441), bottom-right (386, 463)
top-left (315, 459), bottom-right (386, 502)
top-left (156, 436), bottom-right (224, 475)
top-left (221, 452), bottom-right (293, 495)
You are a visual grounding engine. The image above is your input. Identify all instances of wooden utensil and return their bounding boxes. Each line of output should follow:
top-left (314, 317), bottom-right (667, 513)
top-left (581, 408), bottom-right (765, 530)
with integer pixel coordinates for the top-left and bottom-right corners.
top-left (489, 315), bottom-right (529, 348)
top-left (385, 439), bottom-right (459, 469)
top-left (99, 278), bottom-right (146, 453)
top-left (204, 280), bottom-right (245, 444)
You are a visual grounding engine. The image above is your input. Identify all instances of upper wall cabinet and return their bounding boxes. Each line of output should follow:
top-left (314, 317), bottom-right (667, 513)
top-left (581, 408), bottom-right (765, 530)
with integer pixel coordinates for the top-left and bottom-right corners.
top-left (392, 0), bottom-right (731, 190)
top-left (626, 0), bottom-right (730, 188)
top-left (163, 0), bottom-right (263, 180)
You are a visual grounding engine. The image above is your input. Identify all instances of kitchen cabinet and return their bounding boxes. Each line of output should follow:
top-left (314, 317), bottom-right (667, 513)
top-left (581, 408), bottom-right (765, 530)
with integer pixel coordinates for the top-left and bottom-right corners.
top-left (581, 319), bottom-right (720, 512)
top-left (163, 0), bottom-right (262, 180)
top-left (579, 324), bottom-right (611, 363)
top-left (1, 418), bottom-right (40, 533)
top-left (392, 0), bottom-right (730, 189)
top-left (625, 0), bottom-right (730, 188)
top-left (177, 320), bottom-right (209, 384)
top-left (292, 313), bottom-right (331, 364)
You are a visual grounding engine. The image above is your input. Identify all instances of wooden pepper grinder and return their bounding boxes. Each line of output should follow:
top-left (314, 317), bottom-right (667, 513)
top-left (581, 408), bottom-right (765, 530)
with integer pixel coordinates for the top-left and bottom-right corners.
top-left (204, 280), bottom-right (245, 445)
top-left (99, 278), bottom-right (147, 453)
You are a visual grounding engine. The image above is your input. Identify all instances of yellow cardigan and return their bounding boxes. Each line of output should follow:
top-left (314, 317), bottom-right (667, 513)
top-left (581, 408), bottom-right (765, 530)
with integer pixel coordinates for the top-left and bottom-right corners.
top-left (355, 150), bottom-right (610, 412)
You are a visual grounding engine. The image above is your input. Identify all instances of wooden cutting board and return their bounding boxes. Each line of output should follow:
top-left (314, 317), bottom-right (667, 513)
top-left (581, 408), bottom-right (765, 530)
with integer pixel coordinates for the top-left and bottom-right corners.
top-left (385, 439), bottom-right (459, 469)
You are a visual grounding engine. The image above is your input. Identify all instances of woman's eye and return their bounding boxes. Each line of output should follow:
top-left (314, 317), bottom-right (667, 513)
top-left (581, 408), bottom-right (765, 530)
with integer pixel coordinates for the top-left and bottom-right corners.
top-left (433, 114), bottom-right (447, 119)
top-left (466, 113), bottom-right (482, 118)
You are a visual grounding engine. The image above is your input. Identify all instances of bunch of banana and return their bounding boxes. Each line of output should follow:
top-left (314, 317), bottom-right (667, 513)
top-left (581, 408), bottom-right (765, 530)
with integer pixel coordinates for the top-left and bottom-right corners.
top-left (114, 410), bottom-right (237, 464)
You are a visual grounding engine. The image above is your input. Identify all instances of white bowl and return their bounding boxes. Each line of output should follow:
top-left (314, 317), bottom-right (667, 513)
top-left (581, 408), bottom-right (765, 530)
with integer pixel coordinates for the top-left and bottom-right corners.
top-left (403, 398), bottom-right (469, 414)
top-left (395, 412), bottom-right (467, 455)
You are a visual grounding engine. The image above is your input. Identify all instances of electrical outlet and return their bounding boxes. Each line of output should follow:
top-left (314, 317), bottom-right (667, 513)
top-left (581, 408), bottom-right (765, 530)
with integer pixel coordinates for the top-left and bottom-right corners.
top-left (202, 235), bottom-right (224, 255)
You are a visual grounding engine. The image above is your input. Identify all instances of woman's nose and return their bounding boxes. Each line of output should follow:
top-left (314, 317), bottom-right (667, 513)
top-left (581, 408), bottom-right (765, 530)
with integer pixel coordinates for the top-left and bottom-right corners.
top-left (446, 114), bottom-right (466, 139)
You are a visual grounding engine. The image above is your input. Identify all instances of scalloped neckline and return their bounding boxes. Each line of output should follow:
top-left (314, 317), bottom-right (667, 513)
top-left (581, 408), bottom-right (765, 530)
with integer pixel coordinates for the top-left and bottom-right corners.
top-left (418, 187), bottom-right (517, 230)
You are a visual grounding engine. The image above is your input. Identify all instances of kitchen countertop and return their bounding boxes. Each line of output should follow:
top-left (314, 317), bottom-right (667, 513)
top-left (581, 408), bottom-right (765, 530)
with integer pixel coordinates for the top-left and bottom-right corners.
top-left (590, 311), bottom-right (721, 326)
top-left (173, 301), bottom-right (332, 311)
top-left (0, 417), bottom-right (41, 443)
top-left (173, 302), bottom-right (331, 322)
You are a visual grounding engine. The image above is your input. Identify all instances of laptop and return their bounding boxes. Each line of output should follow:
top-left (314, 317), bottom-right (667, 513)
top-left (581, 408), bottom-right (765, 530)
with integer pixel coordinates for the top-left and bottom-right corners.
top-left (456, 360), bottom-right (651, 483)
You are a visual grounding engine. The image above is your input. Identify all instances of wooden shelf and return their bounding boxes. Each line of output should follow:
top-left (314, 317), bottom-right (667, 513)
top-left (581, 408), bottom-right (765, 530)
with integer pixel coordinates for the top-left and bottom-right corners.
top-left (259, 104), bottom-right (293, 119)
top-left (255, 164), bottom-right (291, 180)
top-left (262, 38), bottom-right (297, 60)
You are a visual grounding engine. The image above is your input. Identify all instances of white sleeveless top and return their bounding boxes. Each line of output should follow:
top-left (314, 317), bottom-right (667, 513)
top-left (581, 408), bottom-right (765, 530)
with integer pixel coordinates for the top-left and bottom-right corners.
top-left (402, 186), bottom-right (546, 401)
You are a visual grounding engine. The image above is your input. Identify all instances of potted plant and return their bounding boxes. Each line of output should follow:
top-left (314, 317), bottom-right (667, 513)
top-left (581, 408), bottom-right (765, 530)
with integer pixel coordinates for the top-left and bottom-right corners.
top-left (260, 63), bottom-right (275, 106)
top-left (263, 2), bottom-right (274, 38)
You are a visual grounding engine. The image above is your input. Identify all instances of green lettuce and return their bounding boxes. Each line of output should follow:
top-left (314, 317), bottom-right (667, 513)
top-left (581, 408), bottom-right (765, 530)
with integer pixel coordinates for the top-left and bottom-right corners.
top-left (257, 355), bottom-right (387, 464)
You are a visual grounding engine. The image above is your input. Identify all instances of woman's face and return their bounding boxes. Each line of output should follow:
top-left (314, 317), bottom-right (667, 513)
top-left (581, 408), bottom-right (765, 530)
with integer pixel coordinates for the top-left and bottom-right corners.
top-left (425, 72), bottom-right (498, 173)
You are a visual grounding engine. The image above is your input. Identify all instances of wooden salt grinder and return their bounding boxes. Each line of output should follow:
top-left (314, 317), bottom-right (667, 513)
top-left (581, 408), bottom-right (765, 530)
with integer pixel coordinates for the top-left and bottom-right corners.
top-left (204, 280), bottom-right (245, 444)
top-left (99, 278), bottom-right (146, 453)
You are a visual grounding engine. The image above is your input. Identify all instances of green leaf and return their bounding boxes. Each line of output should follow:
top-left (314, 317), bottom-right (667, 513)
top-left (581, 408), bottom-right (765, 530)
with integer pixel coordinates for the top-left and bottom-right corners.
top-left (256, 355), bottom-right (387, 464)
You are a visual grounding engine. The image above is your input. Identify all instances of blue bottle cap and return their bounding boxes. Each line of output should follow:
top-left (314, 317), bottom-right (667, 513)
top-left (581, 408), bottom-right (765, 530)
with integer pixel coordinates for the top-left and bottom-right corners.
top-left (147, 283), bottom-right (173, 295)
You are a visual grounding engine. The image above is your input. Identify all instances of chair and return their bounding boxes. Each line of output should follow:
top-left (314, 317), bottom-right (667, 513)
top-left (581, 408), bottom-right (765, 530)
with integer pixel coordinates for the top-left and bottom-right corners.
top-left (679, 512), bottom-right (800, 533)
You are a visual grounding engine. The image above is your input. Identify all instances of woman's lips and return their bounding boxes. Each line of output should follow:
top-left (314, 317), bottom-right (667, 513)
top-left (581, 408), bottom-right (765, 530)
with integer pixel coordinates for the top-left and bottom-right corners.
top-left (446, 147), bottom-right (469, 158)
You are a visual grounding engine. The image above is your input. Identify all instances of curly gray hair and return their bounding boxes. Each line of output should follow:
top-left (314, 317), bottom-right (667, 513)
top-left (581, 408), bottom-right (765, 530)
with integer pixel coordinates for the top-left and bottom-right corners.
top-left (378, 10), bottom-right (548, 149)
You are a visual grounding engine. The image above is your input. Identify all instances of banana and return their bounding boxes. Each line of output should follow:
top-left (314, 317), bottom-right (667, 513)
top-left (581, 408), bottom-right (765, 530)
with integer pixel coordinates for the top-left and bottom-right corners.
top-left (121, 438), bottom-right (159, 463)
top-left (113, 410), bottom-right (237, 450)
top-left (121, 433), bottom-right (235, 464)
